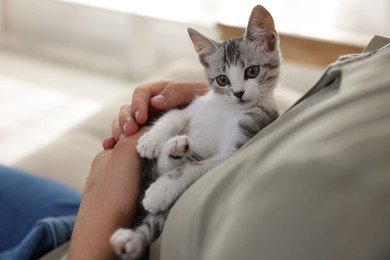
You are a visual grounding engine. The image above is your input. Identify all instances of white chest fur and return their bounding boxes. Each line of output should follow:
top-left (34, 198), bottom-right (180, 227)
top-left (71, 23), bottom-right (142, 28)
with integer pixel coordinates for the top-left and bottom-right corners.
top-left (184, 92), bottom-right (245, 157)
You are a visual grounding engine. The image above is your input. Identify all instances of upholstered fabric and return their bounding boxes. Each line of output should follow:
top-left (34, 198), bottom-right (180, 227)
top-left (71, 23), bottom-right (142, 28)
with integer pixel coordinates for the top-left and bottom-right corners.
top-left (151, 40), bottom-right (390, 260)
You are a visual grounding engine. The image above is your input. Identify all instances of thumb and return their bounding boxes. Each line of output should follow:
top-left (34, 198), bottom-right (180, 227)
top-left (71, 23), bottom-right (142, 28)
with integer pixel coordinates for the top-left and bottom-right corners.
top-left (150, 81), bottom-right (208, 110)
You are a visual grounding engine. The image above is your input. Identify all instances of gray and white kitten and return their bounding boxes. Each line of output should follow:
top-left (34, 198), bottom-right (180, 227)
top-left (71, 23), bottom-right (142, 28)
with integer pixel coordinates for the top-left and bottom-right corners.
top-left (111, 5), bottom-right (280, 260)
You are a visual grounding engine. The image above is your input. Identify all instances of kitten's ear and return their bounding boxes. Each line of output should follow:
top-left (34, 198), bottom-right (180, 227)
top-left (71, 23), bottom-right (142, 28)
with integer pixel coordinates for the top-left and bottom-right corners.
top-left (188, 28), bottom-right (217, 67)
top-left (244, 5), bottom-right (277, 51)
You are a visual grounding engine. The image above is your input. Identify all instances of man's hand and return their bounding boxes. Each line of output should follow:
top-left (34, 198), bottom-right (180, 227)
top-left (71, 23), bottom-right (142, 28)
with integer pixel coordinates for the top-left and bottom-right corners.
top-left (102, 80), bottom-right (208, 150)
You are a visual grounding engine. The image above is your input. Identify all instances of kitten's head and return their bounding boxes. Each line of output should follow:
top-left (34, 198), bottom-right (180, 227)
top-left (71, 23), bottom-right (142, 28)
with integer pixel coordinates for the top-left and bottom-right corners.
top-left (188, 5), bottom-right (280, 108)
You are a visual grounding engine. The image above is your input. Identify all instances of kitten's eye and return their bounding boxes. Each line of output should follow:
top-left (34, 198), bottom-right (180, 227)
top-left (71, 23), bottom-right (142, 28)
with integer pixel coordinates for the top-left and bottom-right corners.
top-left (245, 66), bottom-right (260, 79)
top-left (216, 75), bottom-right (230, 87)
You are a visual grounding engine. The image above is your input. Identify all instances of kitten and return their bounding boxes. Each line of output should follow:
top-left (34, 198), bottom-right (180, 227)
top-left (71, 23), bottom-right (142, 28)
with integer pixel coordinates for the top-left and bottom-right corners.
top-left (111, 5), bottom-right (280, 260)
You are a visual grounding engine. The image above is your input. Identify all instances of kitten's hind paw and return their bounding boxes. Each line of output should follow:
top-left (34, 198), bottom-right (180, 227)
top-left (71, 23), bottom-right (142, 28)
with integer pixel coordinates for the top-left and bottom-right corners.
top-left (166, 135), bottom-right (191, 159)
top-left (111, 228), bottom-right (143, 260)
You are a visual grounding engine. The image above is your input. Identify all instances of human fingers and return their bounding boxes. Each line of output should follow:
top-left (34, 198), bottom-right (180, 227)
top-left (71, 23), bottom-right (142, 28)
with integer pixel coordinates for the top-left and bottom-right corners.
top-left (113, 127), bottom-right (148, 156)
top-left (102, 106), bottom-right (144, 150)
top-left (105, 104), bottom-right (139, 147)
top-left (131, 81), bottom-right (174, 125)
top-left (102, 116), bottom-right (131, 150)
top-left (118, 105), bottom-right (139, 136)
top-left (150, 80), bottom-right (209, 110)
top-left (101, 119), bottom-right (122, 150)
top-left (102, 123), bottom-right (149, 150)
top-left (111, 118), bottom-right (124, 141)
top-left (102, 136), bottom-right (116, 150)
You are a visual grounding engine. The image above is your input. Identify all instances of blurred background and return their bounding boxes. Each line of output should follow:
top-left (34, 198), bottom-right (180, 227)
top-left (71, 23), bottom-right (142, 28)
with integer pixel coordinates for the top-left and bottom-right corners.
top-left (1, 0), bottom-right (389, 165)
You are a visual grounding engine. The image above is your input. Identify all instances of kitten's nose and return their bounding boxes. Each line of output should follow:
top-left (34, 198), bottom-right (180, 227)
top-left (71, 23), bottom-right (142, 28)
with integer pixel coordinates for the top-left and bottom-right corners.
top-left (234, 91), bottom-right (245, 99)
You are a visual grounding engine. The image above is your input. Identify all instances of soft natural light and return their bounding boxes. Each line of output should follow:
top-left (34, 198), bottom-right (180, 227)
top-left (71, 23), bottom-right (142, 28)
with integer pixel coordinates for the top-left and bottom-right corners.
top-left (216, 0), bottom-right (380, 46)
top-left (0, 78), bottom-right (101, 164)
top-left (58, 0), bottom-right (388, 46)
top-left (59, 0), bottom-right (215, 24)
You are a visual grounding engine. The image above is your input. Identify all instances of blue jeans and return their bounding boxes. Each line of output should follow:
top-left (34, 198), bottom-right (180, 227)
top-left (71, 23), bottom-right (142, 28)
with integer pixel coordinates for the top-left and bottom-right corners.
top-left (0, 165), bottom-right (81, 259)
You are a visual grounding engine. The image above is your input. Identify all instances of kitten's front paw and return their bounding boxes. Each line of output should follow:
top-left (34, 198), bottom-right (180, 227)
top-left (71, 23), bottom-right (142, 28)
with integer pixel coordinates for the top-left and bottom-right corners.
top-left (143, 177), bottom-right (177, 214)
top-left (111, 228), bottom-right (143, 260)
top-left (137, 133), bottom-right (163, 159)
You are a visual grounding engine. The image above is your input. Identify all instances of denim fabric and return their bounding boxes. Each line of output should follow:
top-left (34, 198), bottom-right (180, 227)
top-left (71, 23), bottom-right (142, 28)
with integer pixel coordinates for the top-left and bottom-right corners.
top-left (0, 216), bottom-right (76, 260)
top-left (0, 165), bottom-right (81, 259)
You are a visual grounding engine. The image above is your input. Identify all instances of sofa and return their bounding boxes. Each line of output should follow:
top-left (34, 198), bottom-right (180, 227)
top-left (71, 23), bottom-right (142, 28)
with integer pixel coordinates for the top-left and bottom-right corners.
top-left (12, 35), bottom-right (390, 259)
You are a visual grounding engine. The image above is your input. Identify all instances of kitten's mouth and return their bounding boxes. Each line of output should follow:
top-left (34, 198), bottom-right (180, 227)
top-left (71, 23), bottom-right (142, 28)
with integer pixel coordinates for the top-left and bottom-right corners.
top-left (237, 100), bottom-right (253, 108)
top-left (231, 95), bottom-right (252, 106)
top-left (237, 98), bottom-right (251, 104)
